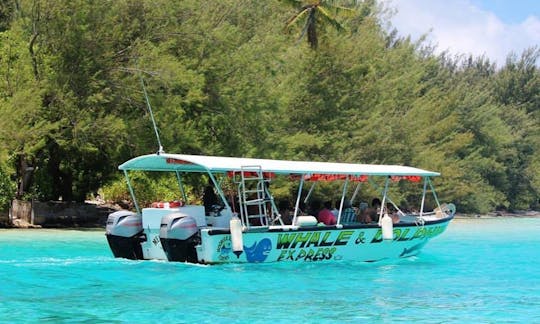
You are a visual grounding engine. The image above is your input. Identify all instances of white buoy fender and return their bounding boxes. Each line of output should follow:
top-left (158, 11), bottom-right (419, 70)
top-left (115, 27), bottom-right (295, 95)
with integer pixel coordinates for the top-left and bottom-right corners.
top-left (230, 215), bottom-right (243, 258)
top-left (381, 213), bottom-right (394, 240)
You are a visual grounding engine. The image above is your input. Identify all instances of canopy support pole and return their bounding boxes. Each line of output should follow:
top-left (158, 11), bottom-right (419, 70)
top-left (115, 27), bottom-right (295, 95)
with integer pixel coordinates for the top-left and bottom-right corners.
top-left (303, 182), bottom-right (316, 204)
top-left (175, 171), bottom-right (187, 202)
top-left (378, 177), bottom-right (390, 226)
top-left (124, 170), bottom-right (140, 215)
top-left (420, 177), bottom-right (428, 217)
top-left (293, 176), bottom-right (306, 225)
top-left (350, 182), bottom-right (361, 206)
top-left (428, 177), bottom-right (442, 210)
top-left (207, 172), bottom-right (231, 212)
top-left (336, 176), bottom-right (350, 225)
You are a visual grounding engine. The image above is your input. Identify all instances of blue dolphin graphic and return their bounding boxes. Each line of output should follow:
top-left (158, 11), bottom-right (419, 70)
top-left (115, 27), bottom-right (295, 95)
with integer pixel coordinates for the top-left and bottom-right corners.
top-left (244, 238), bottom-right (272, 262)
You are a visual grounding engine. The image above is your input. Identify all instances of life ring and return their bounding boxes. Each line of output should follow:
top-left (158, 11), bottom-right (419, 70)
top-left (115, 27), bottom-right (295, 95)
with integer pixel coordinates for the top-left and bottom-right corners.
top-left (169, 200), bottom-right (184, 208)
top-left (151, 201), bottom-right (184, 208)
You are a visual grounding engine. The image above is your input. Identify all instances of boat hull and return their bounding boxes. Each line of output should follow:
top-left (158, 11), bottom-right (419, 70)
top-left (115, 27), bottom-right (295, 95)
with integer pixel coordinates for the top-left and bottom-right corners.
top-left (195, 217), bottom-right (453, 264)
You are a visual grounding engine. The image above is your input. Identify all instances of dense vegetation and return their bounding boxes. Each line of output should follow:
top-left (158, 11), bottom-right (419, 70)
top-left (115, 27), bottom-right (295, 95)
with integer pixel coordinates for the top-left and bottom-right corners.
top-left (0, 0), bottom-right (538, 213)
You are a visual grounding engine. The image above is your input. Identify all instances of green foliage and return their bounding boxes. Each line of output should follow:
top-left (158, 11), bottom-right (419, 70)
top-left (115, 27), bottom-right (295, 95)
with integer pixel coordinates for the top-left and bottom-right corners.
top-left (100, 172), bottom-right (196, 208)
top-left (99, 177), bottom-right (132, 205)
top-left (0, 0), bottom-right (15, 32)
top-left (0, 0), bottom-right (537, 213)
top-left (0, 160), bottom-right (16, 211)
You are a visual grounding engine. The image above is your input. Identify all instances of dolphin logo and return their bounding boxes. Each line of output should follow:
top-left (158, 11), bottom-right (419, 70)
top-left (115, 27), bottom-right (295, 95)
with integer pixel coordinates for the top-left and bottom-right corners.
top-left (219, 239), bottom-right (231, 258)
top-left (400, 241), bottom-right (427, 257)
top-left (244, 238), bottom-right (272, 262)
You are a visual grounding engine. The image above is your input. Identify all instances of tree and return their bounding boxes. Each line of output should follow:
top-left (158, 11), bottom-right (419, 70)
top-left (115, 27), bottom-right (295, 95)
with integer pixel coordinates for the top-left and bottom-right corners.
top-left (282, 0), bottom-right (356, 49)
top-left (0, 12), bottom-right (52, 200)
top-left (0, 0), bottom-right (537, 213)
top-left (492, 48), bottom-right (540, 210)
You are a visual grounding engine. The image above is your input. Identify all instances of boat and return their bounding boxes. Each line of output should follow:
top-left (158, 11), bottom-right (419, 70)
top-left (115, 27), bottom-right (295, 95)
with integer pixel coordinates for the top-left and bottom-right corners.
top-left (105, 153), bottom-right (455, 264)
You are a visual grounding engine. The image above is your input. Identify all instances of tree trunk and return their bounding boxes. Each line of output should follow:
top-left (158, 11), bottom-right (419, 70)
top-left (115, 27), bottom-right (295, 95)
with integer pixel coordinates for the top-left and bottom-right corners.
top-left (16, 156), bottom-right (34, 199)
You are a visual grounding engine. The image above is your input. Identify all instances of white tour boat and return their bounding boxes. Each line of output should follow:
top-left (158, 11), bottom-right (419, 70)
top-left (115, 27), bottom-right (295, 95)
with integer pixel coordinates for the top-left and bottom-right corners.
top-left (105, 153), bottom-right (455, 264)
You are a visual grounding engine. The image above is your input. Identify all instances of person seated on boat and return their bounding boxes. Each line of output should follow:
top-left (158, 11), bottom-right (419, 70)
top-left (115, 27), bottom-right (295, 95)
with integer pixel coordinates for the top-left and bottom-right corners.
top-left (331, 200), bottom-right (340, 217)
top-left (372, 198), bottom-right (381, 211)
top-left (318, 200), bottom-right (336, 225)
top-left (355, 202), bottom-right (369, 223)
top-left (359, 202), bottom-right (368, 213)
top-left (307, 200), bottom-right (321, 217)
top-left (203, 184), bottom-right (219, 215)
top-left (358, 209), bottom-right (372, 223)
top-left (340, 200), bottom-right (357, 224)
top-left (365, 198), bottom-right (381, 223)
top-left (386, 205), bottom-right (401, 224)
top-left (278, 199), bottom-right (293, 225)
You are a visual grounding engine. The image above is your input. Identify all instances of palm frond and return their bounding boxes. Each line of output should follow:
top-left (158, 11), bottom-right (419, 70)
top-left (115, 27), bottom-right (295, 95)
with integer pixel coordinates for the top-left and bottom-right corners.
top-left (285, 8), bottom-right (310, 30)
top-left (319, 2), bottom-right (357, 17)
top-left (297, 11), bottom-right (313, 44)
top-left (316, 6), bottom-right (346, 31)
top-left (280, 0), bottom-right (305, 5)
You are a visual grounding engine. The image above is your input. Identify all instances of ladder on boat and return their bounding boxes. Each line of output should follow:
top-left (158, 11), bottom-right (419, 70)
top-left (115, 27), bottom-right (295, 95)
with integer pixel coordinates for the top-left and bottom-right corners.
top-left (236, 166), bottom-right (283, 229)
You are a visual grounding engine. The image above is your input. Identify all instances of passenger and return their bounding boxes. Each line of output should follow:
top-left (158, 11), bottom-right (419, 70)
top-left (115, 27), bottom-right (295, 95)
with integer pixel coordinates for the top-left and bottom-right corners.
top-left (278, 200), bottom-right (293, 225)
top-left (331, 200), bottom-right (340, 217)
top-left (357, 202), bottom-right (371, 223)
top-left (317, 201), bottom-right (337, 225)
top-left (372, 198), bottom-right (382, 211)
top-left (203, 184), bottom-right (218, 215)
top-left (369, 198), bottom-right (382, 223)
top-left (308, 200), bottom-right (321, 217)
top-left (341, 200), bottom-right (357, 224)
top-left (358, 209), bottom-right (372, 223)
top-left (386, 205), bottom-right (401, 224)
top-left (359, 202), bottom-right (368, 213)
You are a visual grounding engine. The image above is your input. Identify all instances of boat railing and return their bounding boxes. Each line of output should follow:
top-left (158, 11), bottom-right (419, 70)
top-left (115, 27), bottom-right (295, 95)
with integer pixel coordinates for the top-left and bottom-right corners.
top-left (399, 203), bottom-right (456, 223)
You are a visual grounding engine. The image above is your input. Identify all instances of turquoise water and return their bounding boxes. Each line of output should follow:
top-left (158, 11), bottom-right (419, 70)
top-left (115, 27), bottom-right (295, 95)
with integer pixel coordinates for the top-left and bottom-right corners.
top-left (1, 218), bottom-right (539, 323)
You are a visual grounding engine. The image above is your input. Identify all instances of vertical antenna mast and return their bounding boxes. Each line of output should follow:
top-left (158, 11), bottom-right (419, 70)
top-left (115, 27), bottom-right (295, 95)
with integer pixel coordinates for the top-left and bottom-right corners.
top-left (140, 76), bottom-right (164, 154)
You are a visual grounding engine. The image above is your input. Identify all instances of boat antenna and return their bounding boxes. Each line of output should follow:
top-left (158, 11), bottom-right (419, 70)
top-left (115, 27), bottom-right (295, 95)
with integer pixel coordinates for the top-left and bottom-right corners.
top-left (140, 76), bottom-right (164, 154)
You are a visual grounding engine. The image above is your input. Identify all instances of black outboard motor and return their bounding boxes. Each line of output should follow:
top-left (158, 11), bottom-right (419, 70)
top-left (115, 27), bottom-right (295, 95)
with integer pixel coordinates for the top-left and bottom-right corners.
top-left (105, 210), bottom-right (145, 260)
top-left (160, 213), bottom-right (199, 263)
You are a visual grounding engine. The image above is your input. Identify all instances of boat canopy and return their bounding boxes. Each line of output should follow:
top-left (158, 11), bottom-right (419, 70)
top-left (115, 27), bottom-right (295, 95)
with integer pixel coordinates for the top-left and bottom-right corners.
top-left (119, 153), bottom-right (440, 177)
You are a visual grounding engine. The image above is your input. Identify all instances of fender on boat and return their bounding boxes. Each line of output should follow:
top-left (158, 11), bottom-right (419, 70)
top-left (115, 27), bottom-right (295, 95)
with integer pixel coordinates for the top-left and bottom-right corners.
top-left (230, 215), bottom-right (243, 258)
top-left (381, 213), bottom-right (394, 240)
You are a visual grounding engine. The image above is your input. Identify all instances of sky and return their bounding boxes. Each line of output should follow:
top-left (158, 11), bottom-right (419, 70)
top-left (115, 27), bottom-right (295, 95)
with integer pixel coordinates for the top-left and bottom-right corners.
top-left (381, 0), bottom-right (540, 66)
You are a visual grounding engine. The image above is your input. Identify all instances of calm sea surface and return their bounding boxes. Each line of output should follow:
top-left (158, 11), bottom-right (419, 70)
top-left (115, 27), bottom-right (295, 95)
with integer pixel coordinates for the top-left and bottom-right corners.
top-left (1, 217), bottom-right (539, 323)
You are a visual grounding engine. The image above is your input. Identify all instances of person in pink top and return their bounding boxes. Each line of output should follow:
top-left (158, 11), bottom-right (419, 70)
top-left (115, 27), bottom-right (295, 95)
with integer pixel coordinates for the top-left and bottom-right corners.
top-left (318, 201), bottom-right (337, 225)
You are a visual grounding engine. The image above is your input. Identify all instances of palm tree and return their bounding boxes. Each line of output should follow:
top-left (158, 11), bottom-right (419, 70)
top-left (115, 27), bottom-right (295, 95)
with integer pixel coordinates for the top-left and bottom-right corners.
top-left (283, 0), bottom-right (356, 49)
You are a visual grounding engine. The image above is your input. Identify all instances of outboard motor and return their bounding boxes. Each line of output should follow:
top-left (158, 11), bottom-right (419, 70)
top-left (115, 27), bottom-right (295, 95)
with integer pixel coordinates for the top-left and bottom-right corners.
top-left (160, 213), bottom-right (199, 263)
top-left (105, 210), bottom-right (144, 260)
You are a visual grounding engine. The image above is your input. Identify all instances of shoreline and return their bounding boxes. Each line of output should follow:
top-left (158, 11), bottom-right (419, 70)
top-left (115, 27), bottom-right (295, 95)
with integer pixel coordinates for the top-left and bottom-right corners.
top-left (454, 210), bottom-right (540, 219)
top-left (2, 211), bottom-right (539, 229)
